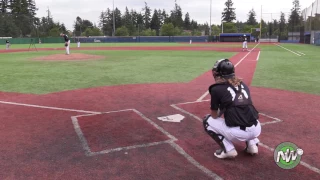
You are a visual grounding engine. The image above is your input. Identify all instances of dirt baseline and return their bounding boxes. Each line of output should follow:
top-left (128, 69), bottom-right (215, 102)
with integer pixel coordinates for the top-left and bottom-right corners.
top-left (32, 53), bottom-right (106, 61)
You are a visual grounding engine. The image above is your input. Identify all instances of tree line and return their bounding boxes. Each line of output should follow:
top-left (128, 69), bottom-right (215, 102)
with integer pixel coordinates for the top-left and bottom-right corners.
top-left (0, 0), bottom-right (313, 39)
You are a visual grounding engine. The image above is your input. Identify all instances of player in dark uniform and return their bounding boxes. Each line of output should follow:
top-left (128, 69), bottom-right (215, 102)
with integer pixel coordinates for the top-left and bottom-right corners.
top-left (5, 40), bottom-right (10, 50)
top-left (203, 59), bottom-right (261, 159)
top-left (60, 33), bottom-right (70, 55)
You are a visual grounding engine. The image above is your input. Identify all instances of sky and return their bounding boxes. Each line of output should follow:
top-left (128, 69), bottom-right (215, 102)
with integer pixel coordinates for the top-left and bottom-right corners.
top-left (35, 0), bottom-right (315, 30)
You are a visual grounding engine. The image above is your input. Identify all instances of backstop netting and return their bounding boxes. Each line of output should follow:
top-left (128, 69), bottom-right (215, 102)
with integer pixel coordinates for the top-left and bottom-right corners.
top-left (301, 0), bottom-right (320, 45)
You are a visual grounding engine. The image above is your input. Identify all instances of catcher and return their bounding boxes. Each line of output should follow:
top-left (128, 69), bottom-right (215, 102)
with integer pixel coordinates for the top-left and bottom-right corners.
top-left (60, 33), bottom-right (70, 55)
top-left (203, 59), bottom-right (261, 159)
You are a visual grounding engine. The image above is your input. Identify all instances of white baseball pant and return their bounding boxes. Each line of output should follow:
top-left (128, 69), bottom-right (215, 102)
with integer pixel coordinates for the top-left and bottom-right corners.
top-left (65, 40), bottom-right (71, 54)
top-left (242, 41), bottom-right (248, 49)
top-left (205, 117), bottom-right (261, 152)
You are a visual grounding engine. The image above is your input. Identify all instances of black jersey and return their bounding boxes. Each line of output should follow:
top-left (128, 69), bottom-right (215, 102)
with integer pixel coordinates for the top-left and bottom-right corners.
top-left (243, 37), bottom-right (247, 42)
top-left (6, 40), bottom-right (9, 43)
top-left (209, 82), bottom-right (259, 127)
top-left (63, 35), bottom-right (69, 42)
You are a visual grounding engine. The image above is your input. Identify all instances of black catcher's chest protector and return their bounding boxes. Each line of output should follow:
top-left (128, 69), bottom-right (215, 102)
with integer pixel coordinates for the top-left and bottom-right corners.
top-left (209, 82), bottom-right (259, 127)
top-left (228, 84), bottom-right (252, 107)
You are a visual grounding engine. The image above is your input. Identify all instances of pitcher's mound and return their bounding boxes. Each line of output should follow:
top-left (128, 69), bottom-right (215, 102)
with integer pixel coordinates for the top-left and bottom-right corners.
top-left (33, 53), bottom-right (105, 61)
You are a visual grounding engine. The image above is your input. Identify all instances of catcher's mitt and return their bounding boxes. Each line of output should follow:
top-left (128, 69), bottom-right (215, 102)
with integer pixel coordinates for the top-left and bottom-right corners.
top-left (65, 43), bottom-right (68, 47)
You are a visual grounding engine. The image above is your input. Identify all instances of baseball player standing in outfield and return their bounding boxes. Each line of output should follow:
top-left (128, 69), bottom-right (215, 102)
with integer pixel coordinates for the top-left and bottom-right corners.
top-left (60, 33), bottom-right (70, 55)
top-left (203, 59), bottom-right (261, 159)
top-left (242, 34), bottom-right (248, 51)
top-left (5, 39), bottom-right (10, 50)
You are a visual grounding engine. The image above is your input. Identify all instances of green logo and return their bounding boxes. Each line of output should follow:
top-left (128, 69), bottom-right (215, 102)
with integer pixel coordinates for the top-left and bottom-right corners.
top-left (274, 142), bottom-right (303, 169)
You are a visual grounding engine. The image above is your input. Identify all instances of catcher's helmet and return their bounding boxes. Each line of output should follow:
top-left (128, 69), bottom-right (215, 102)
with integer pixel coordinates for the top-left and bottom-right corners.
top-left (212, 59), bottom-right (235, 78)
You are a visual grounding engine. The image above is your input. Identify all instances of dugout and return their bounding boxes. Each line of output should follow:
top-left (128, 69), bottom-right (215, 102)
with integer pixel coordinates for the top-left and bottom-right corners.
top-left (219, 33), bottom-right (251, 42)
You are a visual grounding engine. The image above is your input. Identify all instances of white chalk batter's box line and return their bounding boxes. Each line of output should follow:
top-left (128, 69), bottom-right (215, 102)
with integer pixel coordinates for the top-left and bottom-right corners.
top-left (72, 109), bottom-right (222, 179)
top-left (170, 99), bottom-right (282, 126)
top-left (71, 109), bottom-right (178, 157)
top-left (0, 100), bottom-right (223, 179)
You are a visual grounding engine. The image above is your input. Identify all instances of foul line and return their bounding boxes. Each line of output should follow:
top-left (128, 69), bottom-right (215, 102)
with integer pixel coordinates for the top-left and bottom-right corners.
top-left (274, 43), bottom-right (301, 56)
top-left (297, 51), bottom-right (306, 55)
top-left (257, 51), bottom-right (261, 61)
top-left (196, 43), bottom-right (260, 102)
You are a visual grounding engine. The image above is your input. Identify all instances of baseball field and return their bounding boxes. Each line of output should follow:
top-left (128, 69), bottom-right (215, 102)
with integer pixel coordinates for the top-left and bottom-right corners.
top-left (0, 42), bottom-right (319, 179)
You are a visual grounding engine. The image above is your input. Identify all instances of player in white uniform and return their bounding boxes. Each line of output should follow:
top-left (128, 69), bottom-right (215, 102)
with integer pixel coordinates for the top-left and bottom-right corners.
top-left (5, 40), bottom-right (10, 50)
top-left (203, 59), bottom-right (261, 159)
top-left (242, 35), bottom-right (248, 51)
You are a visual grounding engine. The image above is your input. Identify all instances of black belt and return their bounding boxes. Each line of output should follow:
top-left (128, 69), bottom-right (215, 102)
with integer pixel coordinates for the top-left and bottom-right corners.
top-left (240, 121), bottom-right (258, 131)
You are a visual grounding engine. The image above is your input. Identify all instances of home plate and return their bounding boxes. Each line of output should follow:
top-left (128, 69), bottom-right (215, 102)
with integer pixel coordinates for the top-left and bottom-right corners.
top-left (157, 114), bottom-right (185, 122)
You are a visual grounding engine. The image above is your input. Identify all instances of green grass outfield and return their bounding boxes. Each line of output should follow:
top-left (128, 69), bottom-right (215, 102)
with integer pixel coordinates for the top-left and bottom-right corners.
top-left (0, 50), bottom-right (235, 94)
top-left (0, 43), bottom-right (319, 95)
top-left (252, 43), bottom-right (320, 95)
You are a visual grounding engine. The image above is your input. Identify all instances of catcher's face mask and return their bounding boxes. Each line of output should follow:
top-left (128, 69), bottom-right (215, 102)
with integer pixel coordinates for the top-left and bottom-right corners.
top-left (212, 59), bottom-right (225, 78)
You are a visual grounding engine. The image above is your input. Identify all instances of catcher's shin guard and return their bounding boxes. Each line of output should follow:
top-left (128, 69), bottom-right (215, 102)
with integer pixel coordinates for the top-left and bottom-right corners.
top-left (203, 115), bottom-right (227, 153)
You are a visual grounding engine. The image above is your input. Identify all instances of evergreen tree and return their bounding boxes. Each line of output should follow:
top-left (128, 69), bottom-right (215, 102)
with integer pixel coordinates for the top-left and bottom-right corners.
top-left (162, 9), bottom-right (170, 24)
top-left (150, 8), bottom-right (160, 35)
top-left (170, 0), bottom-right (184, 28)
top-left (122, 7), bottom-right (135, 35)
top-left (288, 0), bottom-right (301, 31)
top-left (157, 9), bottom-right (163, 26)
top-left (142, 2), bottom-right (151, 29)
top-left (184, 12), bottom-right (191, 30)
top-left (246, 8), bottom-right (257, 25)
top-left (191, 20), bottom-right (198, 30)
top-left (222, 0), bottom-right (236, 22)
top-left (0, 0), bottom-right (8, 13)
top-left (27, 0), bottom-right (37, 17)
top-left (279, 12), bottom-right (286, 32)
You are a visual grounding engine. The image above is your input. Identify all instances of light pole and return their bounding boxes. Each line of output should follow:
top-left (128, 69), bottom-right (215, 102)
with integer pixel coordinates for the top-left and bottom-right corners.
top-left (209, 0), bottom-right (212, 36)
top-left (221, 20), bottom-right (226, 33)
top-left (113, 0), bottom-right (116, 36)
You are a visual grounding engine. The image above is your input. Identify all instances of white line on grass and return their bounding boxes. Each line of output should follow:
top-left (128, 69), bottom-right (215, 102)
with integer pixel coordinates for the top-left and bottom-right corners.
top-left (297, 51), bottom-right (306, 55)
top-left (274, 43), bottom-right (301, 56)
top-left (196, 43), bottom-right (260, 102)
top-left (257, 51), bottom-right (261, 61)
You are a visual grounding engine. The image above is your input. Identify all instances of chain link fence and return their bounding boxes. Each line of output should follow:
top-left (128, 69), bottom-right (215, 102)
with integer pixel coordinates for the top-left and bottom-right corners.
top-left (301, 0), bottom-right (320, 45)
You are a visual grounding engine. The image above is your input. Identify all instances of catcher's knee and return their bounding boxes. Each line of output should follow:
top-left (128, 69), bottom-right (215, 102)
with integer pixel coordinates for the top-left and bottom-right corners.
top-left (207, 130), bottom-right (227, 152)
top-left (203, 116), bottom-right (226, 152)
